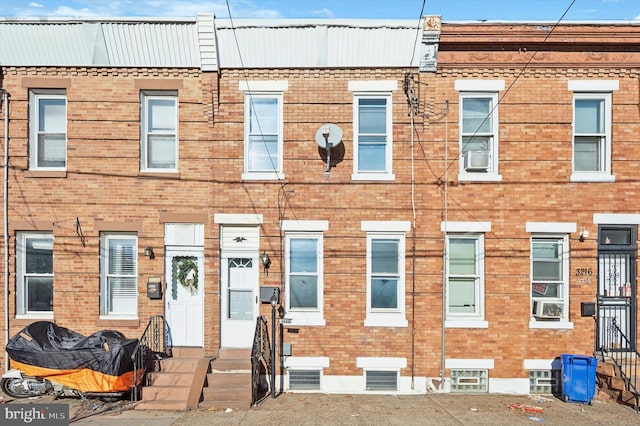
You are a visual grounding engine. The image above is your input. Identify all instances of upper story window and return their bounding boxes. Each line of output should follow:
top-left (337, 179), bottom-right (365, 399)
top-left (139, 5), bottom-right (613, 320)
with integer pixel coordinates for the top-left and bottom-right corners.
top-left (240, 80), bottom-right (287, 181)
top-left (526, 222), bottom-right (575, 330)
top-left (29, 89), bottom-right (67, 170)
top-left (455, 80), bottom-right (504, 182)
top-left (442, 221), bottom-right (491, 328)
top-left (349, 81), bottom-right (397, 181)
top-left (569, 80), bottom-right (618, 182)
top-left (100, 233), bottom-right (138, 318)
top-left (16, 232), bottom-right (54, 317)
top-left (141, 91), bottom-right (178, 172)
top-left (283, 220), bottom-right (328, 326)
top-left (362, 221), bottom-right (409, 327)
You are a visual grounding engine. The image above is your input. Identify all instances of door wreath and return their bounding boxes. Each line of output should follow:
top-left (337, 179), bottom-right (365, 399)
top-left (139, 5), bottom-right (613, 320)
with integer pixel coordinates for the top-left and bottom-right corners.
top-left (173, 257), bottom-right (199, 294)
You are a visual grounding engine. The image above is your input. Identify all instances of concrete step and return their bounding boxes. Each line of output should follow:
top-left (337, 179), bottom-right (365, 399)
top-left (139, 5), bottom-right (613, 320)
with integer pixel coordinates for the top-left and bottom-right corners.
top-left (141, 385), bottom-right (191, 400)
top-left (147, 371), bottom-right (195, 387)
top-left (172, 347), bottom-right (205, 358)
top-left (210, 358), bottom-right (251, 372)
top-left (156, 357), bottom-right (201, 373)
top-left (219, 348), bottom-right (251, 359)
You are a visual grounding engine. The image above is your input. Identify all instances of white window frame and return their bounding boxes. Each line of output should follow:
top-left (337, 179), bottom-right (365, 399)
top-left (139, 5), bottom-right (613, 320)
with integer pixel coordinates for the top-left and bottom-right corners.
top-left (100, 233), bottom-right (138, 319)
top-left (16, 232), bottom-right (54, 318)
top-left (455, 80), bottom-right (504, 182)
top-left (241, 81), bottom-right (285, 180)
top-left (349, 80), bottom-right (396, 181)
top-left (282, 221), bottom-right (328, 326)
top-left (140, 91), bottom-right (178, 172)
top-left (357, 357), bottom-right (406, 393)
top-left (29, 89), bottom-right (67, 170)
top-left (525, 222), bottom-right (575, 330)
top-left (284, 356), bottom-right (330, 392)
top-left (362, 221), bottom-right (409, 327)
top-left (445, 232), bottom-right (487, 328)
top-left (570, 92), bottom-right (613, 182)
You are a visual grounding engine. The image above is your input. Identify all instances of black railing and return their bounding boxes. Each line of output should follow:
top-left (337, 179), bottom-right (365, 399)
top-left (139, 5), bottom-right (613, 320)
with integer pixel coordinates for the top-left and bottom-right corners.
top-left (130, 315), bottom-right (172, 401)
top-left (597, 306), bottom-right (639, 412)
top-left (251, 316), bottom-right (272, 406)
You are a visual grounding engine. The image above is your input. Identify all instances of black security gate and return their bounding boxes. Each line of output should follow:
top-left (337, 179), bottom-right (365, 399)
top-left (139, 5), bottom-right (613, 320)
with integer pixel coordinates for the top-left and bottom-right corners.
top-left (596, 225), bottom-right (636, 352)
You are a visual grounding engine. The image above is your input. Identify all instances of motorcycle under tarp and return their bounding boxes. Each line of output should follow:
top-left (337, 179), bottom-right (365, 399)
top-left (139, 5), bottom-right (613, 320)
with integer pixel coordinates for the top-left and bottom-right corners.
top-left (6, 321), bottom-right (141, 393)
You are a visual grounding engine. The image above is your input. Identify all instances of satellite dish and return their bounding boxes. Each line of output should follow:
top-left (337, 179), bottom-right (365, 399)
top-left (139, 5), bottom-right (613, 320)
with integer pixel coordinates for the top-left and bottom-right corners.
top-left (315, 123), bottom-right (343, 149)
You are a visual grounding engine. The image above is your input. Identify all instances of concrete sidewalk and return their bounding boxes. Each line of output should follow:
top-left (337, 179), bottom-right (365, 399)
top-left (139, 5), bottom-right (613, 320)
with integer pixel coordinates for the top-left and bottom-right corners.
top-left (65, 392), bottom-right (639, 426)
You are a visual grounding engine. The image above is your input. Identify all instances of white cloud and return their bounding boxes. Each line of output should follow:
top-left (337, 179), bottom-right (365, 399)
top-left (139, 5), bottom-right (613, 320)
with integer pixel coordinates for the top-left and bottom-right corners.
top-left (28, 2), bottom-right (44, 7)
top-left (311, 8), bottom-right (336, 18)
top-left (52, 6), bottom-right (97, 17)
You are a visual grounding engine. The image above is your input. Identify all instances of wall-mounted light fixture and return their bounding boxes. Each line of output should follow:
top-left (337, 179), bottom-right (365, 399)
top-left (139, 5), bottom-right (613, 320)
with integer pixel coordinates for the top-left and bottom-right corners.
top-left (144, 247), bottom-right (155, 258)
top-left (579, 228), bottom-right (589, 242)
top-left (261, 251), bottom-right (271, 275)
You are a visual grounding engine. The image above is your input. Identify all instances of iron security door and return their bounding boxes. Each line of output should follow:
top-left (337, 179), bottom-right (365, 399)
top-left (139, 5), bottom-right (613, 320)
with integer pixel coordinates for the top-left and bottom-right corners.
top-left (597, 226), bottom-right (636, 352)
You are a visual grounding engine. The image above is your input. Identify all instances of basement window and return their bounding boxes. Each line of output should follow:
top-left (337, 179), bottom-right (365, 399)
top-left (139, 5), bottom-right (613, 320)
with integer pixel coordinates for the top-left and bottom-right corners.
top-left (288, 370), bottom-right (321, 391)
top-left (451, 369), bottom-right (488, 393)
top-left (529, 370), bottom-right (560, 395)
top-left (365, 370), bottom-right (398, 391)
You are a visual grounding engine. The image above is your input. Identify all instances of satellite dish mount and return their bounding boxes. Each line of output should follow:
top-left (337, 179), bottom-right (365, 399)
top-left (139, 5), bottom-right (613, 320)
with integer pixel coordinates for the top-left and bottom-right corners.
top-left (315, 123), bottom-right (343, 173)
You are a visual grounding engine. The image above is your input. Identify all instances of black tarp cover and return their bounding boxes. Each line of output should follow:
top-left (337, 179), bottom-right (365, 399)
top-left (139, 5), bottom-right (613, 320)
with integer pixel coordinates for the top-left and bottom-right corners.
top-left (6, 321), bottom-right (141, 393)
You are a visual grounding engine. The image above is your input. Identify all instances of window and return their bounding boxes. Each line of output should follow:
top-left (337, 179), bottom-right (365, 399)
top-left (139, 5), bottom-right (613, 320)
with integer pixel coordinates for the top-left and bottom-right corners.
top-left (455, 80), bottom-right (504, 181)
top-left (568, 80), bottom-right (618, 182)
top-left (349, 81), bottom-right (396, 181)
top-left (529, 370), bottom-right (560, 395)
top-left (16, 233), bottom-right (53, 316)
top-left (451, 369), bottom-right (488, 393)
top-left (240, 80), bottom-right (287, 180)
top-left (365, 371), bottom-right (398, 391)
top-left (141, 91), bottom-right (178, 171)
top-left (531, 236), bottom-right (569, 323)
top-left (100, 233), bottom-right (138, 318)
top-left (357, 357), bottom-right (406, 392)
top-left (29, 90), bottom-right (67, 170)
top-left (283, 220), bottom-right (328, 326)
top-left (446, 235), bottom-right (484, 323)
top-left (362, 221), bottom-right (409, 327)
top-left (288, 370), bottom-right (321, 390)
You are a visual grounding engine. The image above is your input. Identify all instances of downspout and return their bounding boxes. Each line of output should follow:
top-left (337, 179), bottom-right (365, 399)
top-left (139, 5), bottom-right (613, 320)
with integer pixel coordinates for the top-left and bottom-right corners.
top-left (440, 100), bottom-right (449, 389)
top-left (410, 95), bottom-right (416, 390)
top-left (2, 89), bottom-right (9, 372)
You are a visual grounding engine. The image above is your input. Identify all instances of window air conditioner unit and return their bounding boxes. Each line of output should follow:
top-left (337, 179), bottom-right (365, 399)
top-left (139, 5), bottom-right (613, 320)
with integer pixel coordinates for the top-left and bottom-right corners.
top-left (533, 301), bottom-right (564, 319)
top-left (464, 150), bottom-right (489, 171)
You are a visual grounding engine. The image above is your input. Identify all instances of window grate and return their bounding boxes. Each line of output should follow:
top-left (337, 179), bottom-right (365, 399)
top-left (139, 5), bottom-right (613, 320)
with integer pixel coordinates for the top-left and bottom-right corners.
top-left (289, 370), bottom-right (321, 390)
top-left (365, 370), bottom-right (397, 391)
top-left (451, 369), bottom-right (488, 393)
top-left (529, 370), bottom-right (560, 395)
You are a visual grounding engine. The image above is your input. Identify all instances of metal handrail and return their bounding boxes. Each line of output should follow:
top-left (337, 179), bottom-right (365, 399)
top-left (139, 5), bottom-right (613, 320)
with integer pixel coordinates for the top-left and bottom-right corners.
top-left (251, 316), bottom-right (271, 406)
top-left (597, 309), bottom-right (639, 412)
top-left (130, 315), bottom-right (172, 401)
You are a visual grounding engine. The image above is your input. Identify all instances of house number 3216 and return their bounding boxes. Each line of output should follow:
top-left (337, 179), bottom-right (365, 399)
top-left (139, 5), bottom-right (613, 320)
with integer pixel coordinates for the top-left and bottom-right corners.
top-left (575, 268), bottom-right (593, 276)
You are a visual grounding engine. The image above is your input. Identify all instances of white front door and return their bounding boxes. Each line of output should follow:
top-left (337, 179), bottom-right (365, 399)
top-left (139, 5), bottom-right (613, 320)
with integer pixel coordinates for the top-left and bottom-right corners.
top-left (165, 248), bottom-right (204, 347)
top-left (220, 256), bottom-right (258, 348)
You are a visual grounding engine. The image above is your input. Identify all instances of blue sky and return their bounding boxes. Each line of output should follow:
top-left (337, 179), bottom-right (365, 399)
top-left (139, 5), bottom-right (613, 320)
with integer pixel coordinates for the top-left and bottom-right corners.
top-left (0, 0), bottom-right (638, 21)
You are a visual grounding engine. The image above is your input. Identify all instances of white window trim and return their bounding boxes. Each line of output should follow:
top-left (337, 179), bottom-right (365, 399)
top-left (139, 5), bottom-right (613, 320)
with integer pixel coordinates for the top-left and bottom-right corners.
top-left (594, 213), bottom-right (640, 225)
top-left (357, 357), bottom-right (405, 393)
top-left (29, 89), bottom-right (67, 171)
top-left (445, 233), bottom-right (486, 326)
top-left (350, 82), bottom-right (396, 181)
top-left (284, 357), bottom-right (330, 392)
top-left (284, 230), bottom-right (326, 326)
top-left (528, 233), bottom-right (573, 330)
top-left (140, 91), bottom-right (178, 173)
top-left (240, 82), bottom-right (286, 181)
top-left (457, 86), bottom-right (502, 181)
top-left (363, 222), bottom-right (408, 327)
top-left (525, 222), bottom-right (577, 234)
top-left (99, 233), bottom-right (138, 320)
top-left (569, 81), bottom-right (617, 183)
top-left (523, 359), bottom-right (557, 370)
top-left (15, 232), bottom-right (54, 319)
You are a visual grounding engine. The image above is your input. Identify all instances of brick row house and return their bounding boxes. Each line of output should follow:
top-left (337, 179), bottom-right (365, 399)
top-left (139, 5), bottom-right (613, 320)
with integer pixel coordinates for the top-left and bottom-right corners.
top-left (0, 14), bottom-right (639, 399)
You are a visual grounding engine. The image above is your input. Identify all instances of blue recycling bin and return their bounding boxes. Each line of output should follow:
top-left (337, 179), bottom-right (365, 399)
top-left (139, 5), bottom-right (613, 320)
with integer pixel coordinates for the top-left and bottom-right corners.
top-left (561, 354), bottom-right (598, 404)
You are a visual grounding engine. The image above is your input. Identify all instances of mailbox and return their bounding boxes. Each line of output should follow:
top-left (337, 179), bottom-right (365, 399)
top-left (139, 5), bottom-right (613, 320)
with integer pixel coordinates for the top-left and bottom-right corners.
top-left (581, 302), bottom-right (596, 317)
top-left (147, 277), bottom-right (162, 300)
top-left (260, 286), bottom-right (280, 304)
